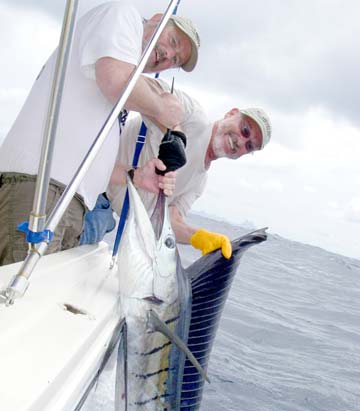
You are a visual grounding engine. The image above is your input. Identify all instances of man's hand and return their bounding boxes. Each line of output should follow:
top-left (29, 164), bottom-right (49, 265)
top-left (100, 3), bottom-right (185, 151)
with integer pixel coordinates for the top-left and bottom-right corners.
top-left (156, 93), bottom-right (183, 129)
top-left (133, 158), bottom-right (176, 197)
top-left (190, 229), bottom-right (232, 259)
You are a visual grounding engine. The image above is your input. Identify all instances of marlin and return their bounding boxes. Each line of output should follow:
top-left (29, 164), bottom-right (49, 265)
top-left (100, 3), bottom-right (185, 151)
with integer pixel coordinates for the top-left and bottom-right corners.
top-left (115, 176), bottom-right (267, 410)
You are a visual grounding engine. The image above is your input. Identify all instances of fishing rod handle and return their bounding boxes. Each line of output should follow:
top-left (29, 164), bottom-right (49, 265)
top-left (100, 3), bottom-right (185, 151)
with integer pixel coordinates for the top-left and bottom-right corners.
top-left (156, 130), bottom-right (187, 175)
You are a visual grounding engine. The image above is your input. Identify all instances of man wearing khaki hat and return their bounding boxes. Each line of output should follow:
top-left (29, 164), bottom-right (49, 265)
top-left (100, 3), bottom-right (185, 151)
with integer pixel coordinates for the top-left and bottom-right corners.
top-left (0, 2), bottom-right (201, 265)
top-left (142, 14), bottom-right (200, 73)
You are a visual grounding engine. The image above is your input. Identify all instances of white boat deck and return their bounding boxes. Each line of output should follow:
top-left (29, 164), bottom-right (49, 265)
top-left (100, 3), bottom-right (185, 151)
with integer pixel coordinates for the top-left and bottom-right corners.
top-left (0, 243), bottom-right (120, 411)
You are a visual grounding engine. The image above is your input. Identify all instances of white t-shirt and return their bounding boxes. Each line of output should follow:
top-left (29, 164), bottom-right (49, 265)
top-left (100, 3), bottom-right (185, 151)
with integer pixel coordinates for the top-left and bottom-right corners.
top-left (0, 2), bottom-right (143, 209)
top-left (107, 79), bottom-right (212, 217)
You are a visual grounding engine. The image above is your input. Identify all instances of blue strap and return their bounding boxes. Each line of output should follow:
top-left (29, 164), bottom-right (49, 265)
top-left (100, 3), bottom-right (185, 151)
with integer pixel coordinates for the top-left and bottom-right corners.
top-left (132, 122), bottom-right (147, 167)
top-left (17, 221), bottom-right (54, 244)
top-left (111, 122), bottom-right (148, 257)
top-left (112, 190), bottom-right (130, 256)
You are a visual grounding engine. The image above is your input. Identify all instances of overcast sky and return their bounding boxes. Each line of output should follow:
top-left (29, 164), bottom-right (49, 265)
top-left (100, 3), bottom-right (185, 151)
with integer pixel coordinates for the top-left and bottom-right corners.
top-left (1, 0), bottom-right (359, 259)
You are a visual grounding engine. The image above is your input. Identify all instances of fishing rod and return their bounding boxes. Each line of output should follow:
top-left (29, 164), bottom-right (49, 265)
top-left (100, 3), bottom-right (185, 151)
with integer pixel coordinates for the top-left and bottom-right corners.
top-left (160, 77), bottom-right (176, 146)
top-left (2, 0), bottom-right (180, 305)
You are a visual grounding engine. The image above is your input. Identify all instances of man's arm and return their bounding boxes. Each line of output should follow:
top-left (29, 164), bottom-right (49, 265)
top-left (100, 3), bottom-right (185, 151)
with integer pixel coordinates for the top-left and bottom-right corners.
top-left (169, 205), bottom-right (232, 259)
top-left (95, 57), bottom-right (183, 129)
top-left (169, 205), bottom-right (196, 243)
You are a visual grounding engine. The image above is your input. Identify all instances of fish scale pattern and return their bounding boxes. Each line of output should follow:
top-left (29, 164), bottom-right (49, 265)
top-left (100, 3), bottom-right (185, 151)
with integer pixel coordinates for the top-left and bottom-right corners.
top-left (180, 230), bottom-right (267, 410)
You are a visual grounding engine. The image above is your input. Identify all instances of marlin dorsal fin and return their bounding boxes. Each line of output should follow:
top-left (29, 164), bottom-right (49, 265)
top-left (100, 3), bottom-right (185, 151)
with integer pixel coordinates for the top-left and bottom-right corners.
top-left (147, 309), bottom-right (210, 383)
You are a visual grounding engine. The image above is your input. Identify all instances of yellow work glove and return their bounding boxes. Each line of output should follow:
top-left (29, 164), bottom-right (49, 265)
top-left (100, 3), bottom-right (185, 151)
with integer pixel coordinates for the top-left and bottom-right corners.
top-left (190, 229), bottom-right (232, 259)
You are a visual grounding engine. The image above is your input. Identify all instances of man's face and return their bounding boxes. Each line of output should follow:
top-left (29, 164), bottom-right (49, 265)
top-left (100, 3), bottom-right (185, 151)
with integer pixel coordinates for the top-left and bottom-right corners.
top-left (143, 22), bottom-right (192, 73)
top-left (208, 109), bottom-right (263, 161)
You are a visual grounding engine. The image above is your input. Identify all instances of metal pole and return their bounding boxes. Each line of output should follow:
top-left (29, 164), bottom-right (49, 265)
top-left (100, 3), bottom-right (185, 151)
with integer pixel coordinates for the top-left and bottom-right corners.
top-left (3, 0), bottom-right (179, 304)
top-left (30, 0), bottom-right (79, 235)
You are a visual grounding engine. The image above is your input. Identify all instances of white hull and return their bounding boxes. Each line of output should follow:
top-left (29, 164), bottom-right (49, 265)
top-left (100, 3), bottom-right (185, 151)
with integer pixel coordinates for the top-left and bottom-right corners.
top-left (0, 242), bottom-right (120, 411)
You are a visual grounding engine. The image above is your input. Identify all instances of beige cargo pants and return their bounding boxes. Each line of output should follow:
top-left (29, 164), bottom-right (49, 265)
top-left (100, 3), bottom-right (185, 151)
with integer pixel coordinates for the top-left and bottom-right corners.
top-left (0, 173), bottom-right (87, 266)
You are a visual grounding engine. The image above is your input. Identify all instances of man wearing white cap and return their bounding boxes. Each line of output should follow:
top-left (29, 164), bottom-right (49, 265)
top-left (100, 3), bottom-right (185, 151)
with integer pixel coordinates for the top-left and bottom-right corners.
top-left (104, 78), bottom-right (272, 259)
top-left (0, 2), bottom-right (201, 265)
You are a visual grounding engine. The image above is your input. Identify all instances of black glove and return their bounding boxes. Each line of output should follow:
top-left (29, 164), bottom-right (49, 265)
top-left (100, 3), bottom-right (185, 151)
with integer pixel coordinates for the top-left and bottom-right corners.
top-left (156, 130), bottom-right (187, 175)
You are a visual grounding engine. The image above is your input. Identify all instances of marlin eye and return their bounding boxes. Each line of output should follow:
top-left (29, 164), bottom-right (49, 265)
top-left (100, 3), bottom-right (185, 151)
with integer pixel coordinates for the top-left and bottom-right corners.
top-left (165, 236), bottom-right (176, 249)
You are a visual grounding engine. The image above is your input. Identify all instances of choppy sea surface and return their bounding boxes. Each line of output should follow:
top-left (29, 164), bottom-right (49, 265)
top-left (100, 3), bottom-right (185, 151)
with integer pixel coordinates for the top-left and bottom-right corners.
top-left (90, 213), bottom-right (360, 411)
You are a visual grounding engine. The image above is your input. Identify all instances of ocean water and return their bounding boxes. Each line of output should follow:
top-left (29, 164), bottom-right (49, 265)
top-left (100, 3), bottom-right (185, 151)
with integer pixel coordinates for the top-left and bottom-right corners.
top-left (89, 213), bottom-right (360, 411)
top-left (183, 215), bottom-right (360, 411)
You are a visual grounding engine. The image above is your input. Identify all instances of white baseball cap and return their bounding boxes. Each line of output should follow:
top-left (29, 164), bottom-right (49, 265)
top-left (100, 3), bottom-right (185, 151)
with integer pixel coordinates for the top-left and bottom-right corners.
top-left (240, 108), bottom-right (272, 149)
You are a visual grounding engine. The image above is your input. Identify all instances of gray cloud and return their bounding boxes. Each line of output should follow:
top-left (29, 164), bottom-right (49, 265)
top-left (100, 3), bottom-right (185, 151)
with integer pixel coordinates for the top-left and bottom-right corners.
top-left (6, 0), bottom-right (64, 17)
top-left (130, 1), bottom-right (360, 125)
top-left (6, 0), bottom-right (360, 126)
top-left (183, 0), bottom-right (360, 125)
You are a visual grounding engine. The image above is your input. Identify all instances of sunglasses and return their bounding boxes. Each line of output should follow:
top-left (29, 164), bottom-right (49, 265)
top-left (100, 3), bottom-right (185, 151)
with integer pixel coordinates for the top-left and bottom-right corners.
top-left (241, 123), bottom-right (259, 153)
